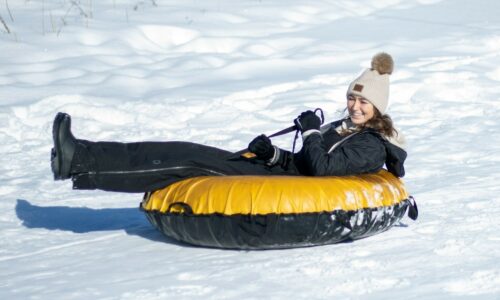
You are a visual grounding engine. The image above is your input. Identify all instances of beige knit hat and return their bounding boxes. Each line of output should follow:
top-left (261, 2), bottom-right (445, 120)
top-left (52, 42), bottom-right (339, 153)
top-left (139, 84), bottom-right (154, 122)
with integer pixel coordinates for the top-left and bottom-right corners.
top-left (346, 53), bottom-right (394, 114)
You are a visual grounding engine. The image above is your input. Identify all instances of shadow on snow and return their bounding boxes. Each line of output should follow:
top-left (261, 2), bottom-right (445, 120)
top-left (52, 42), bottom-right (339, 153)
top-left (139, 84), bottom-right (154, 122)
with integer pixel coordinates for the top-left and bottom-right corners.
top-left (14, 199), bottom-right (184, 246)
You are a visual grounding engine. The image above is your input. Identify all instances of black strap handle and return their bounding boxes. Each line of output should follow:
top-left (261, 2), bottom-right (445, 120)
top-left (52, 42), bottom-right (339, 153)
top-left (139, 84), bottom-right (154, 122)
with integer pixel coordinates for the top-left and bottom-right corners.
top-left (291, 108), bottom-right (325, 153)
top-left (238, 108), bottom-right (325, 158)
top-left (313, 108), bottom-right (325, 125)
top-left (407, 196), bottom-right (418, 220)
top-left (268, 108), bottom-right (325, 138)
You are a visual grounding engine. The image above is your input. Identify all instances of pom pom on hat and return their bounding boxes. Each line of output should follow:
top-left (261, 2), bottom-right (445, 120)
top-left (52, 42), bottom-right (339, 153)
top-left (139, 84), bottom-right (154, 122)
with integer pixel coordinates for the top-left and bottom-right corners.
top-left (346, 53), bottom-right (394, 114)
top-left (371, 52), bottom-right (394, 75)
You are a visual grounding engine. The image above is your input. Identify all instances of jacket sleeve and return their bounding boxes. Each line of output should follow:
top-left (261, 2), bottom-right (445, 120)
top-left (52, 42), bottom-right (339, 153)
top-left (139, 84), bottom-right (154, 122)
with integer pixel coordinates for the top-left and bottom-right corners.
top-left (299, 132), bottom-right (386, 176)
top-left (267, 146), bottom-right (293, 170)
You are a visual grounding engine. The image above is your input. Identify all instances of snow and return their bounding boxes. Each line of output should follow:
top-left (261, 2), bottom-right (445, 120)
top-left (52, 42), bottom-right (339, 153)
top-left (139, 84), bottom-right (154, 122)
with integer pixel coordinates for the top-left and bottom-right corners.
top-left (1, 0), bottom-right (500, 299)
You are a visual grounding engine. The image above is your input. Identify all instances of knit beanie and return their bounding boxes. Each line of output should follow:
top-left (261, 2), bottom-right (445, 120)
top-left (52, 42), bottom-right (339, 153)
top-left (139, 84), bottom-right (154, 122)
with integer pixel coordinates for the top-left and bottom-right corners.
top-left (346, 53), bottom-right (394, 114)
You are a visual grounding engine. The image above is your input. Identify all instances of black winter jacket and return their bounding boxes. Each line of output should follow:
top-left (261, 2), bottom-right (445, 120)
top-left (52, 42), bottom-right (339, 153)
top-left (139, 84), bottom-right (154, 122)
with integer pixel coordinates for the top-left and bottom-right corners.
top-left (275, 120), bottom-right (407, 178)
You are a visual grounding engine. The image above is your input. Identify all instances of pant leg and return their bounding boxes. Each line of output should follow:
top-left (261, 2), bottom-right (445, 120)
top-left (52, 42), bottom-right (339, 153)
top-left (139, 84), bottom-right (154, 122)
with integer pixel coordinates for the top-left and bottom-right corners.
top-left (71, 141), bottom-right (287, 193)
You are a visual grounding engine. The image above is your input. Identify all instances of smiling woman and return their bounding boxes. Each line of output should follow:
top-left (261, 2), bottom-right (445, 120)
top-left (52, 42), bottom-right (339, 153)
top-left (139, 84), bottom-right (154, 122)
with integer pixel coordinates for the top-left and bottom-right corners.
top-left (50, 53), bottom-right (407, 193)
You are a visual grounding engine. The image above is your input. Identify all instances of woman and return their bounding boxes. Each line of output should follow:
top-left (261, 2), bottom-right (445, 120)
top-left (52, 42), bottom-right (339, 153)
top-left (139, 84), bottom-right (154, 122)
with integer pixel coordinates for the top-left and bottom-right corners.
top-left (51, 53), bottom-right (406, 193)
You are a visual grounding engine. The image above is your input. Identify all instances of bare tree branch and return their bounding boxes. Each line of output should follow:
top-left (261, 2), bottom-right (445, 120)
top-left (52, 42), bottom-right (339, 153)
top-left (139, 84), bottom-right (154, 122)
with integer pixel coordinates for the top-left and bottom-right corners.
top-left (6, 0), bottom-right (14, 22)
top-left (0, 14), bottom-right (11, 34)
top-left (71, 0), bottom-right (89, 18)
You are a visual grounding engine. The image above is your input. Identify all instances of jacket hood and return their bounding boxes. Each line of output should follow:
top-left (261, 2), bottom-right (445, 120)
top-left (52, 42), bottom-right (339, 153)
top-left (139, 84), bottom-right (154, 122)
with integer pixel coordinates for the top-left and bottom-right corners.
top-left (381, 138), bottom-right (406, 177)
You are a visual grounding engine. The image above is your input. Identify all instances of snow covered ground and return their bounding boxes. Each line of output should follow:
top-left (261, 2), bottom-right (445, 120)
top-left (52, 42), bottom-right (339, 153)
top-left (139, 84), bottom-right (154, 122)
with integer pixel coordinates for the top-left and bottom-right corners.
top-left (1, 0), bottom-right (500, 299)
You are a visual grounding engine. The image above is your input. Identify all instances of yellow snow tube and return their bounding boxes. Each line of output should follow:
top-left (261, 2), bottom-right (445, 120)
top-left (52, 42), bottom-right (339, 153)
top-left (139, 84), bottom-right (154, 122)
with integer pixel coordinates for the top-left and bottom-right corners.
top-left (141, 169), bottom-right (414, 249)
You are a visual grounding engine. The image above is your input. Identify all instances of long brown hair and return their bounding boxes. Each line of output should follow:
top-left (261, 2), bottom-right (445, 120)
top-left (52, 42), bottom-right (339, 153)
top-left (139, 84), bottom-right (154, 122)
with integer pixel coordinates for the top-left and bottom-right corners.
top-left (363, 108), bottom-right (398, 138)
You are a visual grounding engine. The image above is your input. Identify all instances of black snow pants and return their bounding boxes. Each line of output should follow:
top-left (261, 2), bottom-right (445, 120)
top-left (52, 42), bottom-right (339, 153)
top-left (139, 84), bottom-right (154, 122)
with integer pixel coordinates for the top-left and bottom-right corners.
top-left (71, 141), bottom-right (293, 193)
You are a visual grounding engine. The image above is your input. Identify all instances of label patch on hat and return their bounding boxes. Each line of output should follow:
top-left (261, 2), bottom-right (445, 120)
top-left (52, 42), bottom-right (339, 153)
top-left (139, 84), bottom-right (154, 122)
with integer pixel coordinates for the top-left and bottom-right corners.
top-left (353, 84), bottom-right (364, 92)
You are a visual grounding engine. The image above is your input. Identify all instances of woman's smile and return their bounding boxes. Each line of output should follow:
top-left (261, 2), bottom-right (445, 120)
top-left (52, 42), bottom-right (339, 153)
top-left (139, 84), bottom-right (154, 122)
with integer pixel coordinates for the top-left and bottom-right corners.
top-left (347, 94), bottom-right (375, 125)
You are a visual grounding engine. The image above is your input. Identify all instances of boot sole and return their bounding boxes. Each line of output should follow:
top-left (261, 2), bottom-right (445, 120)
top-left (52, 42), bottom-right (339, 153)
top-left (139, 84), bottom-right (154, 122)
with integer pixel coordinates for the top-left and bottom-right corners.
top-left (51, 113), bottom-right (71, 180)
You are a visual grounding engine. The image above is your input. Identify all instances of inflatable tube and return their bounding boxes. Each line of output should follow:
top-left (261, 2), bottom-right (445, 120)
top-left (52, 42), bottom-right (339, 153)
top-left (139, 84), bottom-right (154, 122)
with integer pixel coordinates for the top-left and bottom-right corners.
top-left (141, 170), bottom-right (412, 249)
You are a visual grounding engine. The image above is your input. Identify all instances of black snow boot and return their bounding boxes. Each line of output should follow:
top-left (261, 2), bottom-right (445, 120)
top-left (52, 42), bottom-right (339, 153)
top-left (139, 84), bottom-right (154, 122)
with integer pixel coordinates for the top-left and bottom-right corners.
top-left (51, 112), bottom-right (77, 180)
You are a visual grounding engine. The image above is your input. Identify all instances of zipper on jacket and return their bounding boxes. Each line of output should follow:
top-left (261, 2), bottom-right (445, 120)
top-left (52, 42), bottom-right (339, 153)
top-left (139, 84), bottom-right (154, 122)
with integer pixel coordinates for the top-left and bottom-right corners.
top-left (327, 132), bottom-right (360, 153)
top-left (86, 165), bottom-right (227, 176)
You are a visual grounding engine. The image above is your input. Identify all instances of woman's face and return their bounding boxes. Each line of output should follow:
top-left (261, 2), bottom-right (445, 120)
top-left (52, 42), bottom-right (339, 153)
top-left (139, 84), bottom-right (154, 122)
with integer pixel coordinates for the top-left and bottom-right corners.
top-left (347, 94), bottom-right (375, 125)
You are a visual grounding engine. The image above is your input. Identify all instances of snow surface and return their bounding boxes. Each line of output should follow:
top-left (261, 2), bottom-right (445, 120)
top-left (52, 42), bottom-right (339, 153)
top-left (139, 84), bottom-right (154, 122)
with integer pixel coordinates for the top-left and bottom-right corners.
top-left (1, 0), bottom-right (500, 299)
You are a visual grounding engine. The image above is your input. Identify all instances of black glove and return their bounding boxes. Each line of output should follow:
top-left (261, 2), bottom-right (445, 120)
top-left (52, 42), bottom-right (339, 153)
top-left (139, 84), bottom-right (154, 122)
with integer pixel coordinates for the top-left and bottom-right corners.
top-left (248, 134), bottom-right (275, 161)
top-left (294, 110), bottom-right (321, 133)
